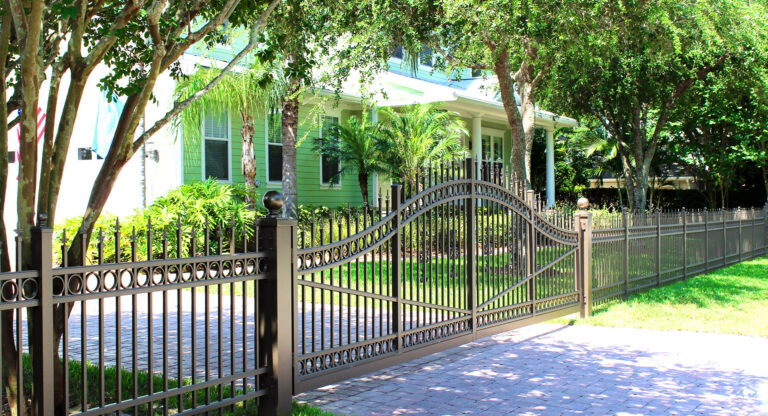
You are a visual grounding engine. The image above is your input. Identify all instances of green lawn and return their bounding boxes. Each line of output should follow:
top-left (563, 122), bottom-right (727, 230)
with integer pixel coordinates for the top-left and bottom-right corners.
top-left (12, 354), bottom-right (339, 415)
top-left (561, 256), bottom-right (768, 337)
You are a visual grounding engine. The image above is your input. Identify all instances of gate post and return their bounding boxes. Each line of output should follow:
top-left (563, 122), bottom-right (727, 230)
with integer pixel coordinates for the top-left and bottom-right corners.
top-left (31, 213), bottom-right (54, 415)
top-left (722, 208), bottom-right (727, 266)
top-left (704, 209), bottom-right (709, 272)
top-left (656, 209), bottom-right (661, 287)
top-left (622, 209), bottom-right (629, 299)
top-left (574, 199), bottom-right (592, 318)
top-left (390, 184), bottom-right (402, 351)
top-left (682, 208), bottom-right (688, 281)
top-left (258, 192), bottom-right (296, 416)
top-left (738, 208), bottom-right (742, 262)
top-left (465, 158), bottom-right (477, 336)
top-left (526, 190), bottom-right (536, 316)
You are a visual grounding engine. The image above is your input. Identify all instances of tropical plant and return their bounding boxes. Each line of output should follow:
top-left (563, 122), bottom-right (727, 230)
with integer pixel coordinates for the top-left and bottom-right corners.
top-left (173, 55), bottom-right (287, 208)
top-left (378, 103), bottom-right (468, 188)
top-left (313, 114), bottom-right (385, 206)
top-left (55, 180), bottom-right (261, 264)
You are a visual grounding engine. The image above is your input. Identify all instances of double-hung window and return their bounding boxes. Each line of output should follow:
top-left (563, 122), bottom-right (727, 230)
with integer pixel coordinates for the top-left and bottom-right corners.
top-left (266, 110), bottom-right (282, 183)
top-left (203, 109), bottom-right (230, 181)
top-left (320, 116), bottom-right (341, 186)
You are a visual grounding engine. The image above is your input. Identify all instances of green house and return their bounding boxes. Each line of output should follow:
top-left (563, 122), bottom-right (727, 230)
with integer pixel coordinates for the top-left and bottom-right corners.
top-left (180, 50), bottom-right (578, 208)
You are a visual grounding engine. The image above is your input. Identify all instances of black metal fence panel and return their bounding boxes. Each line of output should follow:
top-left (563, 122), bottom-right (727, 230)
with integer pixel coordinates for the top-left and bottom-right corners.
top-left (591, 207), bottom-right (768, 307)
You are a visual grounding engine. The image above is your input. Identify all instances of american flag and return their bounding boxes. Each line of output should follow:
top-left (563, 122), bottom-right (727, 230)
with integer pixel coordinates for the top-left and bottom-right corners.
top-left (14, 107), bottom-right (46, 142)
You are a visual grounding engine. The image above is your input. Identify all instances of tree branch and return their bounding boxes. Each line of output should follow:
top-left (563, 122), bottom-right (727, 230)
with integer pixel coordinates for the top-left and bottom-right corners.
top-left (83, 0), bottom-right (146, 71)
top-left (133, 0), bottom-right (281, 153)
top-left (160, 0), bottom-right (242, 71)
top-left (645, 53), bottom-right (730, 171)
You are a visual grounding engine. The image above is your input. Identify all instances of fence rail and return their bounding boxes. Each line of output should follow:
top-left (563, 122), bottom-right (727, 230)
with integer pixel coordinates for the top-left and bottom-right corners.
top-left (0, 158), bottom-right (766, 415)
top-left (591, 207), bottom-right (767, 306)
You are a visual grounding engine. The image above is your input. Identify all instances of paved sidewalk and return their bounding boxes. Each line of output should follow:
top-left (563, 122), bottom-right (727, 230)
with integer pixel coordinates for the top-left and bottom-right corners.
top-left (296, 323), bottom-right (768, 416)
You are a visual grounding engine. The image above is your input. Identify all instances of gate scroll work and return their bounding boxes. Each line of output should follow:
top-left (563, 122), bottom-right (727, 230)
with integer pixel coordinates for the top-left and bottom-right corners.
top-left (292, 158), bottom-right (590, 394)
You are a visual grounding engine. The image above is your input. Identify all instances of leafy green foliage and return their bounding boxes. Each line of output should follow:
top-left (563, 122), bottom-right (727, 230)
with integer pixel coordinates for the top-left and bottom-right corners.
top-left (173, 63), bottom-right (287, 164)
top-left (542, 0), bottom-right (768, 210)
top-left (531, 128), bottom-right (592, 203)
top-left (55, 181), bottom-right (261, 264)
top-left (378, 103), bottom-right (468, 186)
top-left (16, 353), bottom-right (339, 415)
top-left (313, 113), bottom-right (386, 204)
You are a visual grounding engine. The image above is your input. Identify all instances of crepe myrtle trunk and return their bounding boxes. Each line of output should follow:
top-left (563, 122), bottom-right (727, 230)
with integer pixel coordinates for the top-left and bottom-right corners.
top-left (281, 82), bottom-right (300, 219)
top-left (241, 113), bottom-right (257, 209)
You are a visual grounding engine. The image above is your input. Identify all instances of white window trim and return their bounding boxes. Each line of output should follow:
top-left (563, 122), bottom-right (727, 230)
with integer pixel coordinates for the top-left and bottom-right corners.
top-left (481, 128), bottom-right (505, 163)
top-left (201, 109), bottom-right (232, 183)
top-left (319, 115), bottom-right (342, 188)
top-left (265, 109), bottom-right (283, 186)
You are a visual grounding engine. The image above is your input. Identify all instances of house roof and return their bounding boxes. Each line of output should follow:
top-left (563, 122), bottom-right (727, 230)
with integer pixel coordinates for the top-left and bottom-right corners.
top-left (341, 70), bottom-right (578, 128)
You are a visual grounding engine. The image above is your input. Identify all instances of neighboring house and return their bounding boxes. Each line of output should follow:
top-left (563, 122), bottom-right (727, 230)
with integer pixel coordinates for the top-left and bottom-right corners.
top-left (589, 165), bottom-right (698, 190)
top-left (181, 46), bottom-right (578, 208)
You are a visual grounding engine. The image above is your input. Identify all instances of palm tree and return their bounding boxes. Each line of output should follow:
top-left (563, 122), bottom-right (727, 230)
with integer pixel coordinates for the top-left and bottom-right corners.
top-left (173, 60), bottom-right (286, 208)
top-left (378, 103), bottom-right (468, 188)
top-left (313, 114), bottom-right (385, 206)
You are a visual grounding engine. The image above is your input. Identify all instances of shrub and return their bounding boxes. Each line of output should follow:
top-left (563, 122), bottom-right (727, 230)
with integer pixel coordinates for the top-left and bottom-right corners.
top-left (55, 180), bottom-right (262, 264)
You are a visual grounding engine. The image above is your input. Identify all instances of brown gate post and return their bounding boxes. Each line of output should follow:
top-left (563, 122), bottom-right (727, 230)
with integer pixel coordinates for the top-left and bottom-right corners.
top-left (390, 184), bottom-right (402, 352)
top-left (464, 158), bottom-right (477, 337)
top-left (622, 209), bottom-right (628, 298)
top-left (258, 192), bottom-right (296, 416)
top-left (526, 190), bottom-right (536, 316)
top-left (575, 198), bottom-right (592, 318)
top-left (704, 209), bottom-right (709, 272)
top-left (682, 208), bottom-right (688, 281)
top-left (656, 210), bottom-right (661, 287)
top-left (31, 214), bottom-right (54, 415)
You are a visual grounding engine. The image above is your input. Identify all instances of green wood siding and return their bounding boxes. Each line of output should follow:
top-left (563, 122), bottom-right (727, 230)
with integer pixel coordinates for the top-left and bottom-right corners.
top-left (183, 105), bottom-right (373, 208)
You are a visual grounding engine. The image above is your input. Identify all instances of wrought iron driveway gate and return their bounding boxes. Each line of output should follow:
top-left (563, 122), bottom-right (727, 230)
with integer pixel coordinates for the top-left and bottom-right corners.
top-left (291, 158), bottom-right (588, 394)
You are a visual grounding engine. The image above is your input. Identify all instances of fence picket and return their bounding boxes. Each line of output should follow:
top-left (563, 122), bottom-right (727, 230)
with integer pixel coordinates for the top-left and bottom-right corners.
top-left (5, 158), bottom-right (768, 415)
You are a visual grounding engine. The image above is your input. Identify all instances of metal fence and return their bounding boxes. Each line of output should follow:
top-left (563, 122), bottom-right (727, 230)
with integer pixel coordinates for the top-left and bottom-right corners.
top-left (1, 158), bottom-right (766, 415)
top-left (0, 215), bottom-right (290, 416)
top-left (590, 207), bottom-right (768, 309)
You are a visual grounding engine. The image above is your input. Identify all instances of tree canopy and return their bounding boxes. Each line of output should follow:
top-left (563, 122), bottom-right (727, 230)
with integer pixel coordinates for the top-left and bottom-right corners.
top-left (542, 0), bottom-right (768, 210)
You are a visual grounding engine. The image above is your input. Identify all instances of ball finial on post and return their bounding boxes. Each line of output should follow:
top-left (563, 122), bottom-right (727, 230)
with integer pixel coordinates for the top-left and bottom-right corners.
top-left (577, 197), bottom-right (589, 211)
top-left (262, 191), bottom-right (284, 218)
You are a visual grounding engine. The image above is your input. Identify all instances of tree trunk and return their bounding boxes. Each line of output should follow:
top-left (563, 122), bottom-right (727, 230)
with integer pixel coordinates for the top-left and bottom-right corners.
top-left (240, 113), bottom-right (257, 209)
top-left (39, 74), bottom-right (88, 225)
top-left (0, 8), bottom-right (21, 414)
top-left (517, 61), bottom-right (536, 186)
top-left (491, 48), bottom-right (526, 182)
top-left (281, 80), bottom-right (300, 218)
top-left (358, 172), bottom-right (369, 206)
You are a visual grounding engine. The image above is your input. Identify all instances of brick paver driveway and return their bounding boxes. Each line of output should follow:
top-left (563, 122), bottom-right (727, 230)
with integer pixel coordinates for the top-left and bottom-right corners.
top-left (296, 323), bottom-right (768, 416)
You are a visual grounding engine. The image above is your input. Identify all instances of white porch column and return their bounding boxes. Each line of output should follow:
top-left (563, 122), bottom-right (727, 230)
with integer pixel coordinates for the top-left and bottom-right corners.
top-left (545, 127), bottom-right (556, 207)
top-left (471, 115), bottom-right (482, 177)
